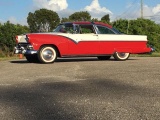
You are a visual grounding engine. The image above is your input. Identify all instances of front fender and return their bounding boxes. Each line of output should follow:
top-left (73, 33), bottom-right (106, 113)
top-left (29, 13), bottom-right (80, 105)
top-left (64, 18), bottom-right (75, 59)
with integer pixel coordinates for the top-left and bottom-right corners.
top-left (27, 34), bottom-right (69, 55)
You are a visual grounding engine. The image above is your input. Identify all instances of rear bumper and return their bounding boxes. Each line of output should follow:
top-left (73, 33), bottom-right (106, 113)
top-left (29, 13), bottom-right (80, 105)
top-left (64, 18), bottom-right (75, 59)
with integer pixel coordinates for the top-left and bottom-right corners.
top-left (130, 47), bottom-right (153, 54)
top-left (150, 47), bottom-right (155, 52)
top-left (139, 47), bottom-right (154, 54)
top-left (141, 47), bottom-right (153, 54)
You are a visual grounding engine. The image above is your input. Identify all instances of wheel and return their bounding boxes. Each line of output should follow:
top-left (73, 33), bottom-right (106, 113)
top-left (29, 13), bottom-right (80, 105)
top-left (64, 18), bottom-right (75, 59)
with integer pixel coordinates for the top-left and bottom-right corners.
top-left (113, 52), bottom-right (130, 61)
top-left (25, 54), bottom-right (39, 63)
top-left (97, 56), bottom-right (111, 60)
top-left (38, 46), bottom-right (57, 63)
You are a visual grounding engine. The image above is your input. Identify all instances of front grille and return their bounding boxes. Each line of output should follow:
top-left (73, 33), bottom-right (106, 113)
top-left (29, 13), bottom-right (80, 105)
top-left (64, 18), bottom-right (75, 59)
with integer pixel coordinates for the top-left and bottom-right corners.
top-left (17, 43), bottom-right (29, 50)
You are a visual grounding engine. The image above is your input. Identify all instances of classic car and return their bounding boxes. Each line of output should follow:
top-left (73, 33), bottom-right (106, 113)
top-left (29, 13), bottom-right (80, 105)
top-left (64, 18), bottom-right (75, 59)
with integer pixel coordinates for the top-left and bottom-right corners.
top-left (14, 21), bottom-right (152, 63)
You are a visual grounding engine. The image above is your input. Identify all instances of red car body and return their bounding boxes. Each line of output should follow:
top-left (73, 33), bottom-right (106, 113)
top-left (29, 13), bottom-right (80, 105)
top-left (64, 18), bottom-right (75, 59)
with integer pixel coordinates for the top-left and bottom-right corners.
top-left (14, 21), bottom-right (152, 63)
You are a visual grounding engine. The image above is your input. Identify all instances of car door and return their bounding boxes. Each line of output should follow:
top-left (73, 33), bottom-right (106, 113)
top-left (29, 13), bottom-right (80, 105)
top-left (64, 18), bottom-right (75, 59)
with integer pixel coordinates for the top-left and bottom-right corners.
top-left (96, 25), bottom-right (117, 54)
top-left (67, 24), bottom-right (99, 55)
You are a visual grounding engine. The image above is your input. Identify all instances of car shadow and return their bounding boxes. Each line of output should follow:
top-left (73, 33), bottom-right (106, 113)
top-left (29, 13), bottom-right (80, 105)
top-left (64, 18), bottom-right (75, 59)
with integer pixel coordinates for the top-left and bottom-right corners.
top-left (10, 59), bottom-right (29, 64)
top-left (56, 57), bottom-right (112, 62)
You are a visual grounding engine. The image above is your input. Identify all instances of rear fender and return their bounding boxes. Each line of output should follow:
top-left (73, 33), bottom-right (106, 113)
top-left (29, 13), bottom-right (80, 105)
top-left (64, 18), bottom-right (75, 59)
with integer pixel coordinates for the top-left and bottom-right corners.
top-left (114, 48), bottom-right (132, 53)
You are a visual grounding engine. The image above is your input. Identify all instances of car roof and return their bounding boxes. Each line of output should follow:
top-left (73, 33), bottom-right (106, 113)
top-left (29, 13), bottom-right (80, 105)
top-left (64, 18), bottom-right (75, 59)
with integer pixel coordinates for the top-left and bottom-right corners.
top-left (62, 21), bottom-right (113, 29)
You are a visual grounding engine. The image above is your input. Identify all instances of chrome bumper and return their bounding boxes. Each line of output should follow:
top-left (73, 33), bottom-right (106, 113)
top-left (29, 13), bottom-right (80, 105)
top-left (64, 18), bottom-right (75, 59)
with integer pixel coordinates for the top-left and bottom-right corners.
top-left (14, 46), bottom-right (37, 55)
top-left (151, 47), bottom-right (155, 52)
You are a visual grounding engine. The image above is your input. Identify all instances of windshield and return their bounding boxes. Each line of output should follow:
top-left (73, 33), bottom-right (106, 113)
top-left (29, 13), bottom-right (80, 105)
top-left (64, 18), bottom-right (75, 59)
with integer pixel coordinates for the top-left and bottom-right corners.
top-left (53, 24), bottom-right (73, 33)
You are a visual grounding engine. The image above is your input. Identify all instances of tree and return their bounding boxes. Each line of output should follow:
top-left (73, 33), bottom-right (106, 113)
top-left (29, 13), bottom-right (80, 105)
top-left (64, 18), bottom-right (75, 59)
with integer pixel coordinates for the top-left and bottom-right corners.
top-left (0, 21), bottom-right (29, 57)
top-left (27, 9), bottom-right (60, 33)
top-left (101, 14), bottom-right (110, 23)
top-left (61, 17), bottom-right (71, 23)
top-left (91, 18), bottom-right (99, 22)
top-left (112, 19), bottom-right (129, 34)
top-left (69, 11), bottom-right (91, 21)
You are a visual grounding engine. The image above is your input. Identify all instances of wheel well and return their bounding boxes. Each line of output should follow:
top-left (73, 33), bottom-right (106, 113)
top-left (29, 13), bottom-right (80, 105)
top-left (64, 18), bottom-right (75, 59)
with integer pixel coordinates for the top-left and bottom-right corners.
top-left (39, 44), bottom-right (61, 57)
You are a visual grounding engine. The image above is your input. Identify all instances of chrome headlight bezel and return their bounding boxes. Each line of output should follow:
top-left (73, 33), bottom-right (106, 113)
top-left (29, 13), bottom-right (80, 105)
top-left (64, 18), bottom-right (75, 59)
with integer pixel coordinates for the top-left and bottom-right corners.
top-left (27, 44), bottom-right (33, 50)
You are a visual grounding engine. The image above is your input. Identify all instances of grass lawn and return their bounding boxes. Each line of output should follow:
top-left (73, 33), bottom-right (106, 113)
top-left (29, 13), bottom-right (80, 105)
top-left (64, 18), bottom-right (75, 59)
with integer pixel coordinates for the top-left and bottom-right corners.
top-left (0, 55), bottom-right (22, 61)
top-left (0, 57), bottom-right (19, 61)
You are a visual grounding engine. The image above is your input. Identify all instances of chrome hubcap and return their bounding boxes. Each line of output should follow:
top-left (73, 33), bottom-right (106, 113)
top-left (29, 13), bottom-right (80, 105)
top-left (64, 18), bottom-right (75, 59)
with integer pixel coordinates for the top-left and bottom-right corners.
top-left (118, 53), bottom-right (126, 58)
top-left (42, 49), bottom-right (54, 61)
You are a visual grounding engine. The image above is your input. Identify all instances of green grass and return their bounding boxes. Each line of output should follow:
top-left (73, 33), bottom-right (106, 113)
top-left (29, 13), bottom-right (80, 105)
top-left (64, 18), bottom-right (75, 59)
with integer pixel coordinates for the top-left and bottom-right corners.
top-left (0, 55), bottom-right (21, 61)
top-left (0, 57), bottom-right (18, 61)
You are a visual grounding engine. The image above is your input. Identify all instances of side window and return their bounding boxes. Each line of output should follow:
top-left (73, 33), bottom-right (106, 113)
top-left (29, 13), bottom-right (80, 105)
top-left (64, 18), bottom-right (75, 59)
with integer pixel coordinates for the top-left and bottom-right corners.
top-left (73, 25), bottom-right (80, 34)
top-left (79, 25), bottom-right (95, 34)
top-left (53, 25), bottom-right (62, 32)
top-left (97, 26), bottom-right (115, 34)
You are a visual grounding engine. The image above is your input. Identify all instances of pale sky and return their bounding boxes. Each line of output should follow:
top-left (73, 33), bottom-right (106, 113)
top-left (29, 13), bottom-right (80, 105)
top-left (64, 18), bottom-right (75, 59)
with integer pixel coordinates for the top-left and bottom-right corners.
top-left (0, 0), bottom-right (160, 25)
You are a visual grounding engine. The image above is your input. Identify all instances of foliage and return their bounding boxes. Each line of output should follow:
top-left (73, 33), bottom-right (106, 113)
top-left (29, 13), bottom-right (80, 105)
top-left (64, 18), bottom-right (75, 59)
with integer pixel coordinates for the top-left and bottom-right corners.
top-left (101, 14), bottom-right (110, 23)
top-left (91, 18), bottom-right (99, 22)
top-left (0, 21), bottom-right (29, 57)
top-left (27, 9), bottom-right (60, 32)
top-left (69, 11), bottom-right (91, 21)
top-left (81, 28), bottom-right (93, 33)
top-left (61, 17), bottom-right (72, 23)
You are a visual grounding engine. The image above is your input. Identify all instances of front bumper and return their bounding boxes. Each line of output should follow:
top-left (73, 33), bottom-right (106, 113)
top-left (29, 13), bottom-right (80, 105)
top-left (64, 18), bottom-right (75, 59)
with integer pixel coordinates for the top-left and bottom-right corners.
top-left (14, 44), bottom-right (37, 55)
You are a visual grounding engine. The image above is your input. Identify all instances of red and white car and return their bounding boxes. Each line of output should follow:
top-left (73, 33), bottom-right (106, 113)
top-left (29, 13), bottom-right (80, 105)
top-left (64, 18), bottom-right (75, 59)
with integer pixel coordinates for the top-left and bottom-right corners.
top-left (14, 21), bottom-right (152, 63)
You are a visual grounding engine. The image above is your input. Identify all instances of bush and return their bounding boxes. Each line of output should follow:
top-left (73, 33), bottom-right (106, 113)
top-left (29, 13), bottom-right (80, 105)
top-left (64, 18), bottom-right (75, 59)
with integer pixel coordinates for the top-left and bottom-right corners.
top-left (0, 21), bottom-right (30, 57)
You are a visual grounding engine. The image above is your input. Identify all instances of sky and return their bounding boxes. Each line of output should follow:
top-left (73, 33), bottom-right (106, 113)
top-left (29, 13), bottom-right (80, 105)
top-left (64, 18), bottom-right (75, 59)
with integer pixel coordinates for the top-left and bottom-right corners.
top-left (0, 0), bottom-right (160, 25)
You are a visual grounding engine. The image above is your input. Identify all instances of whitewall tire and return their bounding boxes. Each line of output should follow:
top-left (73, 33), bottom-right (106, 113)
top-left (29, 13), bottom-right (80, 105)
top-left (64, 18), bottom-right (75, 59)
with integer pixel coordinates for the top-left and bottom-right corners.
top-left (38, 46), bottom-right (57, 63)
top-left (113, 52), bottom-right (130, 61)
